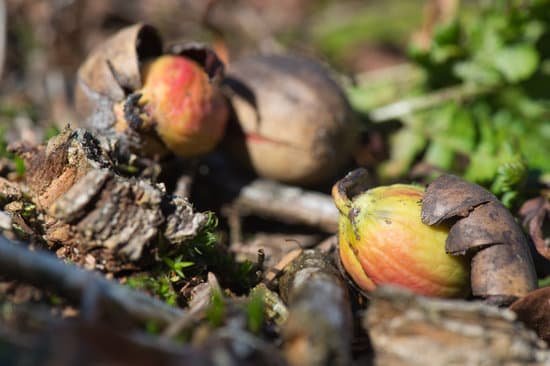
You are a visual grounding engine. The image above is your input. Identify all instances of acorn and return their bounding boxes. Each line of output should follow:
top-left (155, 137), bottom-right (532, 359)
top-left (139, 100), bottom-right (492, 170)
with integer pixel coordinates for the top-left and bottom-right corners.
top-left (224, 54), bottom-right (359, 186)
top-left (75, 24), bottom-right (227, 158)
top-left (332, 169), bottom-right (470, 298)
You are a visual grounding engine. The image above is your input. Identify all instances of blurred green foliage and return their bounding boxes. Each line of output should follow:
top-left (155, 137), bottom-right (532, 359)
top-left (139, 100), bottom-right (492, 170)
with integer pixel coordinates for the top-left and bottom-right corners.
top-left (245, 288), bottom-right (265, 334)
top-left (127, 274), bottom-right (178, 306)
top-left (0, 127), bottom-right (25, 177)
top-left (351, 0), bottom-right (550, 204)
top-left (206, 289), bottom-right (226, 327)
top-left (204, 287), bottom-right (267, 333)
top-left (312, 0), bottom-right (425, 63)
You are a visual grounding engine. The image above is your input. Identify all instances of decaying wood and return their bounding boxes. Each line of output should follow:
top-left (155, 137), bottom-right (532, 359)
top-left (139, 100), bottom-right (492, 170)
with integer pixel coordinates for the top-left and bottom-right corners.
top-left (0, 177), bottom-right (23, 203)
top-left (0, 261), bottom-right (284, 366)
top-left (365, 286), bottom-right (550, 366)
top-left (278, 250), bottom-right (352, 366)
top-left (0, 236), bottom-right (184, 326)
top-left (1, 298), bottom-right (287, 366)
top-left (11, 128), bottom-right (207, 266)
top-left (421, 174), bottom-right (537, 304)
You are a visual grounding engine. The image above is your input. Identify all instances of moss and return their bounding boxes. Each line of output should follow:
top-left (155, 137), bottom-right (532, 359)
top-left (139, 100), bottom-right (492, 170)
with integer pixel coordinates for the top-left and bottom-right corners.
top-left (126, 274), bottom-right (178, 306)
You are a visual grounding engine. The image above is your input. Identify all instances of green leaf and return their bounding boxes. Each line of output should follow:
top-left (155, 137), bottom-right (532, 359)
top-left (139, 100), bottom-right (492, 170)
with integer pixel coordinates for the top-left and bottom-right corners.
top-left (453, 61), bottom-right (501, 85)
top-left (126, 274), bottom-right (178, 306)
top-left (424, 103), bottom-right (476, 154)
top-left (433, 20), bottom-right (460, 45)
top-left (492, 45), bottom-right (539, 82)
top-left (206, 290), bottom-right (226, 327)
top-left (246, 289), bottom-right (265, 334)
top-left (464, 110), bottom-right (499, 183)
top-left (14, 157), bottom-right (25, 177)
top-left (490, 151), bottom-right (527, 208)
top-left (431, 45), bottom-right (463, 64)
top-left (424, 141), bottom-right (455, 170)
top-left (378, 127), bottom-right (426, 179)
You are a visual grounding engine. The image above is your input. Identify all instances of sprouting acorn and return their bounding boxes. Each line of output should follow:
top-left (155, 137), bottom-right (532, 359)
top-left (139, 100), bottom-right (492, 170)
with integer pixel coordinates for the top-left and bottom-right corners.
top-left (332, 169), bottom-right (470, 298)
top-left (113, 55), bottom-right (228, 157)
top-left (75, 24), bottom-right (228, 158)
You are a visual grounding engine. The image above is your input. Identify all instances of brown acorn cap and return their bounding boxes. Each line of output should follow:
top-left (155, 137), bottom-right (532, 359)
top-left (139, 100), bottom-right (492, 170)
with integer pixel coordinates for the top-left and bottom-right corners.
top-left (421, 174), bottom-right (537, 304)
top-left (75, 24), bottom-right (163, 132)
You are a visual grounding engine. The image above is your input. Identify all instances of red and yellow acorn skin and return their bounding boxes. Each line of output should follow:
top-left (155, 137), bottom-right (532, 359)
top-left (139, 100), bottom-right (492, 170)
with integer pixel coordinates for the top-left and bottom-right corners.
top-left (332, 182), bottom-right (470, 298)
top-left (117, 55), bottom-right (228, 157)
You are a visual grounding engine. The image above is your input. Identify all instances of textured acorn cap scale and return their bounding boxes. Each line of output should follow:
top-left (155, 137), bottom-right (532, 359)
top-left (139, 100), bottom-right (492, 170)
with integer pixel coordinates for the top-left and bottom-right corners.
top-left (421, 174), bottom-right (537, 305)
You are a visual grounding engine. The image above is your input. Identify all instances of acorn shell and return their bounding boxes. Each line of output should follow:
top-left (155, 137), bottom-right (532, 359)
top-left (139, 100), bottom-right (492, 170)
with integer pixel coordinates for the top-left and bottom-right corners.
top-left (336, 183), bottom-right (469, 298)
top-left (74, 23), bottom-right (225, 156)
top-left (224, 54), bottom-right (359, 186)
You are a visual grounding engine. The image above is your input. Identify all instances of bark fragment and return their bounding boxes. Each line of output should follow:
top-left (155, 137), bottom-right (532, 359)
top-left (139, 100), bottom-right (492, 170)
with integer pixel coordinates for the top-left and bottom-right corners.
top-left (13, 128), bottom-right (207, 265)
top-left (421, 174), bottom-right (537, 303)
top-left (279, 250), bottom-right (352, 366)
top-left (365, 286), bottom-right (550, 366)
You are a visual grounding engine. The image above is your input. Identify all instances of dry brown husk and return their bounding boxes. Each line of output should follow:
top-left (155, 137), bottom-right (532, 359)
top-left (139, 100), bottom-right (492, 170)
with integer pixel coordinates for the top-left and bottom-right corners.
top-left (422, 174), bottom-right (537, 304)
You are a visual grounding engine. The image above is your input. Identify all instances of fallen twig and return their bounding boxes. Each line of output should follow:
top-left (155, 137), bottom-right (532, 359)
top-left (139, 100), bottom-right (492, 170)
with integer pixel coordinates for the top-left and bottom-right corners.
top-left (162, 272), bottom-right (221, 338)
top-left (263, 248), bottom-right (302, 284)
top-left (279, 249), bottom-right (352, 366)
top-left (234, 180), bottom-right (339, 232)
top-left (368, 82), bottom-right (494, 122)
top-left (0, 236), bottom-right (184, 326)
top-left (202, 154), bottom-right (339, 232)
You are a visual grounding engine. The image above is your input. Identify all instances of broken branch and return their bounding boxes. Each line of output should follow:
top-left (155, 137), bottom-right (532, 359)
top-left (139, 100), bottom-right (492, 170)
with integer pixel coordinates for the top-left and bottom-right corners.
top-left (0, 236), bottom-right (184, 326)
top-left (279, 249), bottom-right (352, 366)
